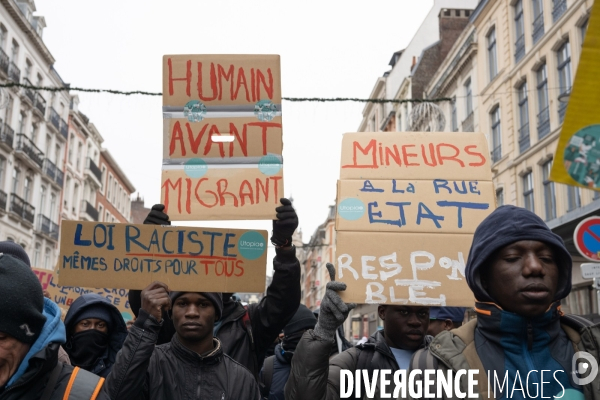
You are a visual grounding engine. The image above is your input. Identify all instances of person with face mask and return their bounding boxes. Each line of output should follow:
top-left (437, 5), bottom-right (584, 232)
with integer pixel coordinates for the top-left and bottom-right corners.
top-left (259, 304), bottom-right (317, 400)
top-left (63, 294), bottom-right (127, 378)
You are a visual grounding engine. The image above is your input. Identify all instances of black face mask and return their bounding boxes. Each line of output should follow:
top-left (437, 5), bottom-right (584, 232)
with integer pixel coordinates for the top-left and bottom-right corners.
top-left (67, 329), bottom-right (109, 371)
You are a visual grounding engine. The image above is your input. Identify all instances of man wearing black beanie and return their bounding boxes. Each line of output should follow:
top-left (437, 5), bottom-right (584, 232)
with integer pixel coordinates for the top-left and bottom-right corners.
top-left (0, 253), bottom-right (108, 399)
top-left (102, 281), bottom-right (259, 400)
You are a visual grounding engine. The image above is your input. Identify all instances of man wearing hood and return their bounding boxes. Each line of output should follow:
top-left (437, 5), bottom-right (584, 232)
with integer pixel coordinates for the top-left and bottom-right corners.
top-left (128, 199), bottom-right (301, 378)
top-left (285, 264), bottom-right (432, 399)
top-left (63, 293), bottom-right (127, 377)
top-left (408, 205), bottom-right (600, 399)
top-left (102, 282), bottom-right (259, 399)
top-left (260, 304), bottom-right (317, 399)
top-left (0, 253), bottom-right (107, 400)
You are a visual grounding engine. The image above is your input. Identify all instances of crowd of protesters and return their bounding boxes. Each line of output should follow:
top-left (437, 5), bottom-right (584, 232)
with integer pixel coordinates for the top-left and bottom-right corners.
top-left (0, 201), bottom-right (599, 399)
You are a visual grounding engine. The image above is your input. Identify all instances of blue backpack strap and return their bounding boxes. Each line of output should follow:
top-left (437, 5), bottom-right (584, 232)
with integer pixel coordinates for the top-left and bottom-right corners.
top-left (63, 366), bottom-right (105, 400)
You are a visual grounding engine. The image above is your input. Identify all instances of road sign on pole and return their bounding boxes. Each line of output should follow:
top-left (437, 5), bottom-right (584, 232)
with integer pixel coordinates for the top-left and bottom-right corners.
top-left (574, 217), bottom-right (600, 261)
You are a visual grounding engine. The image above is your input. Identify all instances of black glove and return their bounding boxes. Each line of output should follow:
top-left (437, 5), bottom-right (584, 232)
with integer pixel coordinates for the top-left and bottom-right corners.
top-left (144, 204), bottom-right (171, 225)
top-left (270, 198), bottom-right (298, 247)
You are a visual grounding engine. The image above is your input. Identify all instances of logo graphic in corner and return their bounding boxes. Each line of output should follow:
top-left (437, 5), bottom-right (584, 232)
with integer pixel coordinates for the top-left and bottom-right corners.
top-left (20, 324), bottom-right (34, 337)
top-left (184, 158), bottom-right (208, 178)
top-left (572, 351), bottom-right (599, 386)
top-left (238, 231), bottom-right (267, 260)
top-left (258, 154), bottom-right (282, 176)
top-left (338, 198), bottom-right (365, 221)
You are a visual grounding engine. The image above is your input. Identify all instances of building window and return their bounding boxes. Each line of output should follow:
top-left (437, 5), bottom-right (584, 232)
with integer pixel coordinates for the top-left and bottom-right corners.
top-left (487, 28), bottom-right (498, 81)
top-left (0, 156), bottom-right (5, 187)
top-left (68, 134), bottom-right (74, 164)
top-left (76, 142), bottom-right (83, 171)
top-left (24, 59), bottom-right (32, 80)
top-left (451, 97), bottom-right (458, 132)
top-left (515, 0), bottom-right (526, 62)
top-left (567, 185), bottom-right (581, 211)
top-left (11, 168), bottom-right (20, 194)
top-left (542, 161), bottom-right (556, 220)
top-left (0, 25), bottom-right (6, 50)
top-left (557, 41), bottom-right (572, 123)
top-left (496, 188), bottom-right (504, 207)
top-left (39, 185), bottom-right (46, 215)
top-left (49, 192), bottom-right (56, 221)
top-left (98, 204), bottom-right (104, 222)
top-left (43, 247), bottom-right (51, 270)
top-left (23, 175), bottom-right (32, 202)
top-left (532, 0), bottom-right (545, 44)
top-left (101, 166), bottom-right (107, 193)
top-left (490, 107), bottom-right (502, 163)
top-left (552, 0), bottom-right (567, 23)
top-left (523, 172), bottom-right (535, 212)
top-left (536, 64), bottom-right (550, 139)
top-left (581, 18), bottom-right (590, 44)
top-left (33, 242), bottom-right (41, 267)
top-left (518, 81), bottom-right (530, 153)
top-left (10, 40), bottom-right (18, 62)
top-left (465, 78), bottom-right (473, 115)
top-left (396, 113), bottom-right (402, 132)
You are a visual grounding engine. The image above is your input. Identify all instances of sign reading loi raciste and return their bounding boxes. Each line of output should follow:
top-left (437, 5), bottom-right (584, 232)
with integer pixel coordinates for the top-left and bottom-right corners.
top-left (32, 267), bottom-right (134, 322)
top-left (161, 55), bottom-right (284, 220)
top-left (335, 132), bottom-right (495, 306)
top-left (57, 220), bottom-right (268, 293)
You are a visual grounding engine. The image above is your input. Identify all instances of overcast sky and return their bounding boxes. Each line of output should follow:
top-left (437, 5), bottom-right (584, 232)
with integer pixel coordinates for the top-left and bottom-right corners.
top-left (35, 0), bottom-right (434, 268)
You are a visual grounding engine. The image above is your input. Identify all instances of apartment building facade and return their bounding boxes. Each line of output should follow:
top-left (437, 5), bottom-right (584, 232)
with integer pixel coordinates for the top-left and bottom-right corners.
top-left (426, 0), bottom-right (597, 317)
top-left (0, 0), bottom-right (70, 269)
top-left (97, 148), bottom-right (134, 223)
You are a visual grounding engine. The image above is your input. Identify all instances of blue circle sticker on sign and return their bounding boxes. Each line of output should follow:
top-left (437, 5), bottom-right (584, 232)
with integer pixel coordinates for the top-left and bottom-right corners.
top-left (238, 231), bottom-right (267, 260)
top-left (258, 155), bottom-right (282, 176)
top-left (338, 198), bottom-right (365, 221)
top-left (184, 158), bottom-right (207, 178)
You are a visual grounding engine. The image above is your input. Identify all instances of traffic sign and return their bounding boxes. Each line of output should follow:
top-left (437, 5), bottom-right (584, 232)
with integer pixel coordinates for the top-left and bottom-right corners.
top-left (574, 217), bottom-right (600, 261)
top-left (581, 263), bottom-right (600, 279)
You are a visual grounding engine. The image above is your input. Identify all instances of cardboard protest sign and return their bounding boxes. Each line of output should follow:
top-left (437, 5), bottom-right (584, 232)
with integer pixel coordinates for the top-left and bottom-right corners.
top-left (161, 55), bottom-right (283, 220)
top-left (32, 267), bottom-right (134, 322)
top-left (335, 132), bottom-right (495, 306)
top-left (57, 220), bottom-right (268, 293)
top-left (550, 3), bottom-right (600, 189)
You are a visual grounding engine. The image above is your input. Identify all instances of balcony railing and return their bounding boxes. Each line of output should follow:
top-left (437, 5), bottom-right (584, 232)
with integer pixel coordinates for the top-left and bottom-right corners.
top-left (15, 133), bottom-right (44, 168)
top-left (518, 122), bottom-right (530, 153)
top-left (82, 200), bottom-right (99, 221)
top-left (0, 190), bottom-right (6, 211)
top-left (532, 13), bottom-right (545, 44)
top-left (8, 61), bottom-right (20, 82)
top-left (10, 193), bottom-right (34, 224)
top-left (0, 48), bottom-right (8, 76)
top-left (49, 107), bottom-right (60, 130)
top-left (59, 118), bottom-right (68, 139)
top-left (462, 112), bottom-right (474, 132)
top-left (552, 0), bottom-right (567, 22)
top-left (491, 145), bottom-right (502, 163)
top-left (37, 214), bottom-right (59, 240)
top-left (43, 158), bottom-right (64, 187)
top-left (558, 99), bottom-right (568, 124)
top-left (515, 35), bottom-right (525, 62)
top-left (537, 106), bottom-right (551, 139)
top-left (0, 123), bottom-right (14, 148)
top-left (34, 93), bottom-right (46, 115)
top-left (86, 157), bottom-right (103, 183)
top-left (22, 78), bottom-right (35, 103)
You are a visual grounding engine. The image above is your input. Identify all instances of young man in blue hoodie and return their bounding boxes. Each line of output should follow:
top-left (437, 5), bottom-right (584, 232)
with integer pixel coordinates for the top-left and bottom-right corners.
top-left (0, 249), bottom-right (108, 400)
top-left (408, 205), bottom-right (600, 400)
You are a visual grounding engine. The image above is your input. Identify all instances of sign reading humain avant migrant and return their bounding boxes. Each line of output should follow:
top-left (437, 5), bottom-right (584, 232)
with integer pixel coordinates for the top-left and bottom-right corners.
top-left (335, 131), bottom-right (495, 306)
top-left (57, 220), bottom-right (268, 293)
top-left (161, 54), bottom-right (284, 221)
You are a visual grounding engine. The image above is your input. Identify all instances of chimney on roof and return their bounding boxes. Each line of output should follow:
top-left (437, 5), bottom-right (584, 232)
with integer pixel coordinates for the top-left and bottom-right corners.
top-left (411, 56), bottom-right (417, 72)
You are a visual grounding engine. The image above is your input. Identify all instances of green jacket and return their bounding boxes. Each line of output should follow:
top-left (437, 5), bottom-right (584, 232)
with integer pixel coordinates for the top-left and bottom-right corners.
top-left (408, 315), bottom-right (600, 400)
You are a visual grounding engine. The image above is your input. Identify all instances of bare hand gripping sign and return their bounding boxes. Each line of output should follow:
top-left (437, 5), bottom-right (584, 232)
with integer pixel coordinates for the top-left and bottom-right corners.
top-left (161, 54), bottom-right (283, 221)
top-left (335, 132), bottom-right (495, 306)
top-left (58, 221), bottom-right (268, 293)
